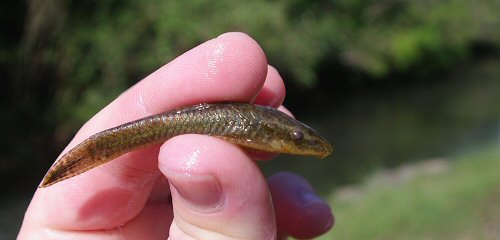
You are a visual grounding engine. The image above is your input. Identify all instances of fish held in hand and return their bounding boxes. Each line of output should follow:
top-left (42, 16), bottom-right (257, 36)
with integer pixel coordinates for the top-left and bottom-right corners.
top-left (40, 103), bottom-right (333, 188)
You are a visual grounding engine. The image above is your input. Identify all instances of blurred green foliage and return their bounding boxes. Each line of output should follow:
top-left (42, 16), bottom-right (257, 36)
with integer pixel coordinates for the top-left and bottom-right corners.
top-left (16, 0), bottom-right (499, 125)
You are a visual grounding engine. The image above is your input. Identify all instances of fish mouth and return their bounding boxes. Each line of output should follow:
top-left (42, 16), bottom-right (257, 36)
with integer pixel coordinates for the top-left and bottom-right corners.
top-left (318, 144), bottom-right (334, 158)
top-left (311, 137), bottom-right (334, 159)
top-left (294, 138), bottom-right (333, 159)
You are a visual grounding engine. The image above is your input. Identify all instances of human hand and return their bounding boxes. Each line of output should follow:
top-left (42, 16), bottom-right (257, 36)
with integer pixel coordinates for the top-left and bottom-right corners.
top-left (18, 32), bottom-right (334, 240)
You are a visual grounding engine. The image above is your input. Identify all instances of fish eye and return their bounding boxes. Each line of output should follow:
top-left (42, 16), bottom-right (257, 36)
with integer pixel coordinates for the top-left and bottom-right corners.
top-left (291, 129), bottom-right (304, 141)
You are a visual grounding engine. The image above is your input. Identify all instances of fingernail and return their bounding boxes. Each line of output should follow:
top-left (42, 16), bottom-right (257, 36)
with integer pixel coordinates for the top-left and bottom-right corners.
top-left (168, 173), bottom-right (223, 210)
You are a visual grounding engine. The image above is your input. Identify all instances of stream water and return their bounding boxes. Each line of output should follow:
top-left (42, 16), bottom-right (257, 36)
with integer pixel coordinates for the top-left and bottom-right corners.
top-left (263, 57), bottom-right (500, 194)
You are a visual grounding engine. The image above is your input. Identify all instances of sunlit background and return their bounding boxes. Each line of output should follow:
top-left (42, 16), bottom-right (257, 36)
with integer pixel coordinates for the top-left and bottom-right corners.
top-left (1, 0), bottom-right (500, 239)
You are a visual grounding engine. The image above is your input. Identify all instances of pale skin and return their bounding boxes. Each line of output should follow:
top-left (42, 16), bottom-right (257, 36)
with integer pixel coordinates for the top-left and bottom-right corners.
top-left (18, 32), bottom-right (334, 240)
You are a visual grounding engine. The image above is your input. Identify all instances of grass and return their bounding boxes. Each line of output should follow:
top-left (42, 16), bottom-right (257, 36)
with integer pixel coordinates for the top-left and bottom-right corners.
top-left (317, 146), bottom-right (500, 240)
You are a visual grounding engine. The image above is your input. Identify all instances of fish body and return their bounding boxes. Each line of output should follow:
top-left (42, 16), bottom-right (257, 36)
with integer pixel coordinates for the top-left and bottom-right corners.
top-left (40, 103), bottom-right (333, 187)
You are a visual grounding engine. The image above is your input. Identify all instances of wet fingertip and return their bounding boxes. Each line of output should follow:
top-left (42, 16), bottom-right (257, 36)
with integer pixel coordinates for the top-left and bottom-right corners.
top-left (158, 136), bottom-right (226, 212)
top-left (158, 135), bottom-right (277, 240)
top-left (253, 65), bottom-right (286, 108)
top-left (216, 32), bottom-right (268, 72)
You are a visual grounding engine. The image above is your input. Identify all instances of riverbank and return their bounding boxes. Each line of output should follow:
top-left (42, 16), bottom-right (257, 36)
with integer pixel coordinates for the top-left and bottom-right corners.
top-left (320, 146), bottom-right (500, 239)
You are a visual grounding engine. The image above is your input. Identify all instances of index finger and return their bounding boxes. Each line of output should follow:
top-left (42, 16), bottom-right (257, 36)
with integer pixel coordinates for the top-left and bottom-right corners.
top-left (23, 32), bottom-right (269, 231)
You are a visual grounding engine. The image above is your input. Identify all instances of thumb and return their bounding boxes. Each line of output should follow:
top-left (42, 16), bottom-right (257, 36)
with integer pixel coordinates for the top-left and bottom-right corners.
top-left (159, 135), bottom-right (277, 240)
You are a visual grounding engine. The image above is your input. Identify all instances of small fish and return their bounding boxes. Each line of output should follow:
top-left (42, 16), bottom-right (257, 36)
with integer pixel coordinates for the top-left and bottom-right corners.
top-left (40, 103), bottom-right (333, 187)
